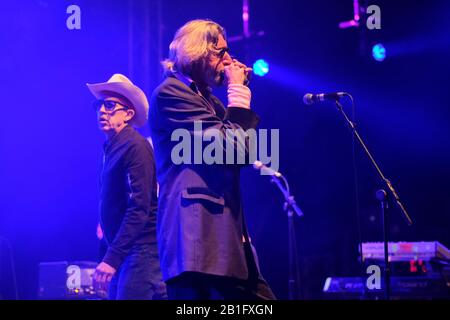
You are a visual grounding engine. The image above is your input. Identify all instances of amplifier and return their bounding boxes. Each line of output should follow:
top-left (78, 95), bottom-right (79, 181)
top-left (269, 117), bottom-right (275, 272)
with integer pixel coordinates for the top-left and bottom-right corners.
top-left (38, 261), bottom-right (100, 299)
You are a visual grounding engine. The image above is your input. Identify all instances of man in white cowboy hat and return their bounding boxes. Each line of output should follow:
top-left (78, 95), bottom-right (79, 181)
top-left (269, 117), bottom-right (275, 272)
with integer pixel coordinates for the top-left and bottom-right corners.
top-left (87, 73), bottom-right (166, 300)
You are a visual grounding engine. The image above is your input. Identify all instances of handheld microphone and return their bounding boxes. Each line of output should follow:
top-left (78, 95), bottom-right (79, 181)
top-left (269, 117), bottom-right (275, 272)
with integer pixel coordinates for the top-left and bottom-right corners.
top-left (303, 92), bottom-right (347, 105)
top-left (221, 70), bottom-right (252, 86)
top-left (253, 160), bottom-right (282, 177)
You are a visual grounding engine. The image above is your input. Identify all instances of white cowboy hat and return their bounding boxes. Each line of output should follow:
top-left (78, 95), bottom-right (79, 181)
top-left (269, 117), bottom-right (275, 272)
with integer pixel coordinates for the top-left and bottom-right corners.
top-left (86, 73), bottom-right (149, 128)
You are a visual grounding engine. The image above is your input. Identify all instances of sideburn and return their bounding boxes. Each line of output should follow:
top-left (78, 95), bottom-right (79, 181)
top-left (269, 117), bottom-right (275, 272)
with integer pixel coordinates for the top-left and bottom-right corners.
top-left (189, 58), bottom-right (210, 89)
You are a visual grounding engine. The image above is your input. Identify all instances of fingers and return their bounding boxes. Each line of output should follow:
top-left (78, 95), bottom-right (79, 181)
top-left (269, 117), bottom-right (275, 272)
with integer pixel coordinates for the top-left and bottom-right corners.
top-left (232, 59), bottom-right (247, 69)
top-left (92, 270), bottom-right (113, 294)
top-left (231, 60), bottom-right (253, 84)
top-left (92, 270), bottom-right (102, 291)
top-left (224, 64), bottom-right (243, 73)
top-left (224, 58), bottom-right (253, 85)
top-left (105, 273), bottom-right (114, 284)
top-left (99, 272), bottom-right (108, 291)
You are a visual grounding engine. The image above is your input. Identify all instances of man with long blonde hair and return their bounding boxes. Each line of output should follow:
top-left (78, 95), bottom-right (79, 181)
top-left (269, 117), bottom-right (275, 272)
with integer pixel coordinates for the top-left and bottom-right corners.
top-left (149, 19), bottom-right (275, 300)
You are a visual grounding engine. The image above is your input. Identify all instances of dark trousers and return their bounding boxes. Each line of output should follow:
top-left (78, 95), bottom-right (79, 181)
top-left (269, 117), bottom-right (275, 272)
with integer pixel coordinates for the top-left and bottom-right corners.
top-left (108, 243), bottom-right (167, 300)
top-left (166, 272), bottom-right (276, 300)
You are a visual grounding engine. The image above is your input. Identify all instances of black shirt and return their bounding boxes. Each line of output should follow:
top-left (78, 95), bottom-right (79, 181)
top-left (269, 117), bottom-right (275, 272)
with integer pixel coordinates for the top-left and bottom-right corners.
top-left (100, 125), bottom-right (157, 270)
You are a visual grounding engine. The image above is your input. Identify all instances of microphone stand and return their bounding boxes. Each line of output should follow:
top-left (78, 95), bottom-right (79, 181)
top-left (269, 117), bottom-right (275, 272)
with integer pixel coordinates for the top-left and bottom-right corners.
top-left (269, 173), bottom-right (304, 300)
top-left (376, 189), bottom-right (390, 300)
top-left (334, 97), bottom-right (413, 300)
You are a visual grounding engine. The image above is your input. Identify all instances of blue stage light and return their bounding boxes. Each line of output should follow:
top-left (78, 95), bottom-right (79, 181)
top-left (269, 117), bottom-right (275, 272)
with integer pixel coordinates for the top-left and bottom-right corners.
top-left (372, 43), bottom-right (386, 62)
top-left (253, 59), bottom-right (269, 76)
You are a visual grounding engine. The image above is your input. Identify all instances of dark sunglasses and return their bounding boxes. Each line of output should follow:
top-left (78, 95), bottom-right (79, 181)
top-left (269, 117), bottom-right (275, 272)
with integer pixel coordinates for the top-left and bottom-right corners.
top-left (214, 47), bottom-right (230, 58)
top-left (93, 99), bottom-right (130, 112)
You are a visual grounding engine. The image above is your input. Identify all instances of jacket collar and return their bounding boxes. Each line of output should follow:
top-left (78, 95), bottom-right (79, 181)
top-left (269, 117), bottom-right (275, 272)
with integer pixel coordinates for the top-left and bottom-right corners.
top-left (172, 71), bottom-right (212, 96)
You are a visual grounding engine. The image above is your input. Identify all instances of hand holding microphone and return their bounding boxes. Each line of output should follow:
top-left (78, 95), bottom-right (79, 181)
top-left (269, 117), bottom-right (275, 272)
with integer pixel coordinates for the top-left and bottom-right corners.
top-left (232, 59), bottom-right (252, 85)
top-left (224, 59), bottom-right (252, 86)
top-left (225, 59), bottom-right (253, 109)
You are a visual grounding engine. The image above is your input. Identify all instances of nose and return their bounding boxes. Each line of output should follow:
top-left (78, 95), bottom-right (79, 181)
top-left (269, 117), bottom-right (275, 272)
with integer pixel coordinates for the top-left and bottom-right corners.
top-left (98, 104), bottom-right (108, 113)
top-left (98, 107), bottom-right (109, 120)
top-left (222, 51), bottom-right (233, 65)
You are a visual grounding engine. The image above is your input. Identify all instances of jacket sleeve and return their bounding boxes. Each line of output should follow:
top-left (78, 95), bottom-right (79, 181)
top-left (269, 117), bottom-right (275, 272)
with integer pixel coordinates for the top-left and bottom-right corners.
top-left (151, 85), bottom-right (260, 162)
top-left (102, 141), bottom-right (155, 270)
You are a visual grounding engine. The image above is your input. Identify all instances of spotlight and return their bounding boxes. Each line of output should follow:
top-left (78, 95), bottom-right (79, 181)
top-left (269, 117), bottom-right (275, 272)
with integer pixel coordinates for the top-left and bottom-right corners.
top-left (372, 43), bottom-right (386, 62)
top-left (253, 59), bottom-right (269, 76)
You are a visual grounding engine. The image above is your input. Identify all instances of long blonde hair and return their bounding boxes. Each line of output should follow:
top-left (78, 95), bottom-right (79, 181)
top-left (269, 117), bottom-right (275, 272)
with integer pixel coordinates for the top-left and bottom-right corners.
top-left (162, 19), bottom-right (226, 76)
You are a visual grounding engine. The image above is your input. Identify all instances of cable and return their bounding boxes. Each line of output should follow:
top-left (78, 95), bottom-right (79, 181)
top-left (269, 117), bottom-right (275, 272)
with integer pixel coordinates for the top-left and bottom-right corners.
top-left (346, 94), bottom-right (365, 298)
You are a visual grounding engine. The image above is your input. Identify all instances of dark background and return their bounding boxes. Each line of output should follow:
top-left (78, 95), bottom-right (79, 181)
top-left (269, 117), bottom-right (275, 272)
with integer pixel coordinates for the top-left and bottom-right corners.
top-left (0, 0), bottom-right (449, 299)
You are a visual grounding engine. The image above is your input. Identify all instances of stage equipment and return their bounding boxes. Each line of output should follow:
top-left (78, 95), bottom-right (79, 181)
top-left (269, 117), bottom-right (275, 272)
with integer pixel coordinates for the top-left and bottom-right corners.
top-left (38, 261), bottom-right (100, 299)
top-left (304, 92), bottom-right (413, 299)
top-left (253, 161), bottom-right (304, 300)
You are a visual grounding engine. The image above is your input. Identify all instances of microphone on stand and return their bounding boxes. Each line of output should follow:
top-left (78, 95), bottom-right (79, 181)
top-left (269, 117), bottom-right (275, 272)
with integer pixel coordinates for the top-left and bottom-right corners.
top-left (253, 161), bottom-right (303, 217)
top-left (253, 160), bottom-right (282, 177)
top-left (303, 92), bottom-right (348, 105)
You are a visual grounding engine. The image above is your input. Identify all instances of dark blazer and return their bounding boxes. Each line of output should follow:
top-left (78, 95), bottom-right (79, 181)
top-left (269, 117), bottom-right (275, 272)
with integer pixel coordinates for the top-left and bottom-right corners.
top-left (149, 75), bottom-right (260, 281)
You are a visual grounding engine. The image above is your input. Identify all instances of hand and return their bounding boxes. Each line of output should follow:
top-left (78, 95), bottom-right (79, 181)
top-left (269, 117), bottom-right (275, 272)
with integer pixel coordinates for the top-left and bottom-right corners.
top-left (92, 262), bottom-right (116, 297)
top-left (232, 59), bottom-right (253, 85)
top-left (224, 59), bottom-right (252, 86)
top-left (96, 222), bottom-right (103, 240)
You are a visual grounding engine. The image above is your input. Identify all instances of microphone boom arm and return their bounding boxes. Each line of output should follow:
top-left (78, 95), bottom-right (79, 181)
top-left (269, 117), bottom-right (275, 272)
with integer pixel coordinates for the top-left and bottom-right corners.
top-left (335, 99), bottom-right (413, 226)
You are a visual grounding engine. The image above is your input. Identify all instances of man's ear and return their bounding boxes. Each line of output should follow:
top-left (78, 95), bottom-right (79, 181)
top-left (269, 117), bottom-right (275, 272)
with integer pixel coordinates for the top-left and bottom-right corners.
top-left (125, 109), bottom-right (135, 122)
